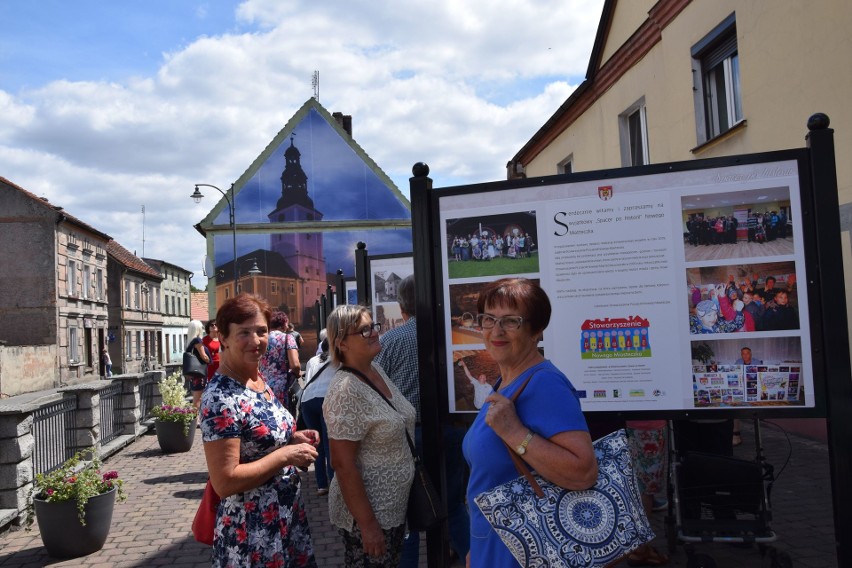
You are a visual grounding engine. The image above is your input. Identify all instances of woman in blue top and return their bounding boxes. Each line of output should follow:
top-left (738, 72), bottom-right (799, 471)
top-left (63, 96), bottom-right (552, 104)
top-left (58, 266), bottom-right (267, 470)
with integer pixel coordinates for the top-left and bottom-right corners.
top-left (462, 278), bottom-right (598, 567)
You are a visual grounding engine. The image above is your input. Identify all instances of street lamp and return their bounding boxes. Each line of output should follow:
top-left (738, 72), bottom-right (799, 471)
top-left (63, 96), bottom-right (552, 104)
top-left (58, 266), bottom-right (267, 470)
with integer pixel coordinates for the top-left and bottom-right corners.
top-left (191, 183), bottom-right (237, 289)
top-left (236, 257), bottom-right (263, 294)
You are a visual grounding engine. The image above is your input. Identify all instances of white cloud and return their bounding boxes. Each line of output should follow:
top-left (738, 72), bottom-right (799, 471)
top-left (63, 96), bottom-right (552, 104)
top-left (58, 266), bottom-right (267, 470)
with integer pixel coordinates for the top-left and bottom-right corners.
top-left (0, 0), bottom-right (604, 276)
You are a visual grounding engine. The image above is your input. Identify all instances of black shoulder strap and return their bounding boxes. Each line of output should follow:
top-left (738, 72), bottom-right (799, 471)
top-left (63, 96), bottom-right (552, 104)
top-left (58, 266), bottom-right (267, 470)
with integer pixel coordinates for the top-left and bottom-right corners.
top-left (339, 366), bottom-right (419, 460)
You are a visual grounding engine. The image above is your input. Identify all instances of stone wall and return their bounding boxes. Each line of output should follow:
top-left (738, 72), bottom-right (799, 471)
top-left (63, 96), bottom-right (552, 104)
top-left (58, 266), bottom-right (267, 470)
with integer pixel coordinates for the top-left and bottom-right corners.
top-left (0, 370), bottom-right (164, 527)
top-left (0, 345), bottom-right (57, 397)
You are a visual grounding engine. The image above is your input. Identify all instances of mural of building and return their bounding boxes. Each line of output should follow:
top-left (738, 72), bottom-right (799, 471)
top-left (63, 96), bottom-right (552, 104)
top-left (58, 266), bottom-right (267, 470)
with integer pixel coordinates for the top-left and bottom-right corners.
top-left (0, 177), bottom-right (111, 393)
top-left (195, 98), bottom-right (413, 324)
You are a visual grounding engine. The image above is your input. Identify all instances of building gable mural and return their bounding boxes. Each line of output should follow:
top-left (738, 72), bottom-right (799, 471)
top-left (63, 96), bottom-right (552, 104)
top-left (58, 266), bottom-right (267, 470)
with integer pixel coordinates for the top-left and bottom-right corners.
top-left (196, 98), bottom-right (412, 324)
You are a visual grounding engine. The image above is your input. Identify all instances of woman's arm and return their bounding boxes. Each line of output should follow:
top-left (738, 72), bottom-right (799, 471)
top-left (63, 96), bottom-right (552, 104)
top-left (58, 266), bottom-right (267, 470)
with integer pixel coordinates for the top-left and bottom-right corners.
top-left (460, 360), bottom-right (475, 382)
top-left (485, 392), bottom-right (598, 490)
top-left (287, 347), bottom-right (301, 377)
top-left (204, 437), bottom-right (317, 498)
top-left (194, 341), bottom-right (210, 363)
top-left (329, 438), bottom-right (386, 558)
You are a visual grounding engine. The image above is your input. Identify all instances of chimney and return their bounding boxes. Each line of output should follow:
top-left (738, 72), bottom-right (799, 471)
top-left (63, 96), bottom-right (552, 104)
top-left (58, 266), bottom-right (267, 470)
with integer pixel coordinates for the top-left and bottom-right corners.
top-left (332, 112), bottom-right (353, 137)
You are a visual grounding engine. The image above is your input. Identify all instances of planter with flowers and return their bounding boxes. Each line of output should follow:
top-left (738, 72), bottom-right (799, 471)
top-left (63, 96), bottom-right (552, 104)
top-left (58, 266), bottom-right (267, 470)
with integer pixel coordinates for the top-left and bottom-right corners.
top-left (28, 448), bottom-right (126, 558)
top-left (152, 371), bottom-right (198, 453)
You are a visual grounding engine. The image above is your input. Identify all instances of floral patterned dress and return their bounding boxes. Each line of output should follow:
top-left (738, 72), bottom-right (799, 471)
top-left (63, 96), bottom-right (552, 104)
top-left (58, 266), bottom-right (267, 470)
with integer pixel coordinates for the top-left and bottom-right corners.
top-left (200, 373), bottom-right (317, 568)
top-left (260, 330), bottom-right (299, 409)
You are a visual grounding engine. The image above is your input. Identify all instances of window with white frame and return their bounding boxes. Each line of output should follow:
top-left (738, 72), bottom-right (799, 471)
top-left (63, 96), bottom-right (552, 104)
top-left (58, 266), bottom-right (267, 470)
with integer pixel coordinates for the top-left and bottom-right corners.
top-left (68, 327), bottom-right (79, 363)
top-left (67, 260), bottom-right (78, 296)
top-left (96, 268), bottom-right (104, 300)
top-left (126, 331), bottom-right (132, 359)
top-left (692, 13), bottom-right (742, 144)
top-left (134, 282), bottom-right (140, 309)
top-left (619, 98), bottom-right (649, 167)
top-left (82, 265), bottom-right (91, 299)
top-left (136, 331), bottom-right (142, 358)
top-left (557, 154), bottom-right (574, 175)
top-left (125, 281), bottom-right (131, 306)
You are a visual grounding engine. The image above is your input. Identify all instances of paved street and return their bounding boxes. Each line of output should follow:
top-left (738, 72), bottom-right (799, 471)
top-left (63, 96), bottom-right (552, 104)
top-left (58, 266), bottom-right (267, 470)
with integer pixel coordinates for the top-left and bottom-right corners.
top-left (0, 419), bottom-right (838, 567)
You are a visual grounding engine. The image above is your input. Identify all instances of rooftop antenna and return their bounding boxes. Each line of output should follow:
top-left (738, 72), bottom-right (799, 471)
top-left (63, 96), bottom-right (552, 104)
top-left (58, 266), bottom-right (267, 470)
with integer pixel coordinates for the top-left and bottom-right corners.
top-left (312, 70), bottom-right (319, 102)
top-left (141, 204), bottom-right (146, 257)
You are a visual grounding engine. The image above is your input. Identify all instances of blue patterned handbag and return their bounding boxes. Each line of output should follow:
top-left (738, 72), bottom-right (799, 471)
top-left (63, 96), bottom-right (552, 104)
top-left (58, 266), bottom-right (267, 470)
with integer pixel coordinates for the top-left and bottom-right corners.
top-left (473, 428), bottom-right (654, 567)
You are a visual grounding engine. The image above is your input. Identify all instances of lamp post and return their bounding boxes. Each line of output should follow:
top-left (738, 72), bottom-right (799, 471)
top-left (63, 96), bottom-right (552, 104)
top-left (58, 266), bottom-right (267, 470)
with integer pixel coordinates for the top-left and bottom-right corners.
top-left (237, 257), bottom-right (263, 293)
top-left (191, 183), bottom-right (238, 289)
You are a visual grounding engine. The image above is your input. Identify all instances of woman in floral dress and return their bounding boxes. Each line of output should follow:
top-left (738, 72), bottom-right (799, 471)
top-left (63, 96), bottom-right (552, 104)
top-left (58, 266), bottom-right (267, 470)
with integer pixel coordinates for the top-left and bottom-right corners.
top-left (200, 293), bottom-right (320, 568)
top-left (260, 311), bottom-right (301, 411)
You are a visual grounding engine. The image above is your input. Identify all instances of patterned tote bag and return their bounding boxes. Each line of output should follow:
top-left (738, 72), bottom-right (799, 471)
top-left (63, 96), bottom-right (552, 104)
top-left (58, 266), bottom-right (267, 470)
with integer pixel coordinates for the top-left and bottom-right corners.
top-left (474, 428), bottom-right (654, 567)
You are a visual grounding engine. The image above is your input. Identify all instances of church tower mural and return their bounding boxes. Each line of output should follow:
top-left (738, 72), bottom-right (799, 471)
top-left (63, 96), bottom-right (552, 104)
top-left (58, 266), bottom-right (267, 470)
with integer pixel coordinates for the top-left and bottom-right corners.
top-left (195, 98), bottom-right (413, 328)
top-left (268, 136), bottom-right (326, 322)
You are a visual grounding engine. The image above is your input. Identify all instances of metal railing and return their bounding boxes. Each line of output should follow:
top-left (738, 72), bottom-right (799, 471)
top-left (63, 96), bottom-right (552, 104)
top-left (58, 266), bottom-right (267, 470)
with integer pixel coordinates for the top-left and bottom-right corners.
top-left (32, 398), bottom-right (78, 475)
top-left (98, 382), bottom-right (124, 445)
top-left (139, 374), bottom-right (158, 419)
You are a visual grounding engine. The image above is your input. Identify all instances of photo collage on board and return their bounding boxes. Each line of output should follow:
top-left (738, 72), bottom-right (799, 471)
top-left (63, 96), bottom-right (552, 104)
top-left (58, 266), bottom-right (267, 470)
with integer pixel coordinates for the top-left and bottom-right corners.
top-left (445, 211), bottom-right (540, 412)
top-left (682, 186), bottom-right (806, 407)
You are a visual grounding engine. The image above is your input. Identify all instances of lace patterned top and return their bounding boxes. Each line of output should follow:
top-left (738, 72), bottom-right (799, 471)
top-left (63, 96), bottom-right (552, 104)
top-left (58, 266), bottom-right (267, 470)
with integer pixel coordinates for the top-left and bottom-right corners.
top-left (323, 364), bottom-right (416, 531)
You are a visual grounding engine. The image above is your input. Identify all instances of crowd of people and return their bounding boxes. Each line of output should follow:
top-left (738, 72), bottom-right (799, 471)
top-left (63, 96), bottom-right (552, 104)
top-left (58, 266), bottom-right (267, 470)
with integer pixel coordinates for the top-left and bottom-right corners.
top-left (689, 275), bottom-right (799, 333)
top-left (449, 231), bottom-right (534, 261)
top-left (685, 209), bottom-right (789, 246)
top-left (186, 277), bottom-right (679, 566)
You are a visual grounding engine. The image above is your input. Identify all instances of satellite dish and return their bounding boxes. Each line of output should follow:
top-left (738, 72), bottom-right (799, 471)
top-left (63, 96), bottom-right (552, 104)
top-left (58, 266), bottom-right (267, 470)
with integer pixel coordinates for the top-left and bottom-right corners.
top-left (203, 256), bottom-right (214, 277)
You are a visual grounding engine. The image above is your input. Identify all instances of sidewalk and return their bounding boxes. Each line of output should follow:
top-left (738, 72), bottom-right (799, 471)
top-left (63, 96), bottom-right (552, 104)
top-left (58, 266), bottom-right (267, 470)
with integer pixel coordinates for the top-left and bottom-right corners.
top-left (0, 419), bottom-right (838, 567)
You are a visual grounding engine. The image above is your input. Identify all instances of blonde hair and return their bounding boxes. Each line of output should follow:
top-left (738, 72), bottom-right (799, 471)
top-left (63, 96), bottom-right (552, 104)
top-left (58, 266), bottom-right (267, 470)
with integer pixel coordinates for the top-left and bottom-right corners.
top-left (187, 320), bottom-right (204, 342)
top-left (326, 305), bottom-right (370, 365)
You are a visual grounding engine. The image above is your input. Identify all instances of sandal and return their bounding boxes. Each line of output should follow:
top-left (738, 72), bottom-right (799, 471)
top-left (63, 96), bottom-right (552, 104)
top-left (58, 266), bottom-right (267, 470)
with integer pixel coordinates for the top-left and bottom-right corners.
top-left (732, 431), bottom-right (743, 446)
top-left (627, 545), bottom-right (669, 566)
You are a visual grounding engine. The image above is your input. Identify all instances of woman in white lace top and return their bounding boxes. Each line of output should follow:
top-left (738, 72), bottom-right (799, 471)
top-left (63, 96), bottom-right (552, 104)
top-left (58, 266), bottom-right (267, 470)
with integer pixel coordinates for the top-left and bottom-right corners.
top-left (322, 305), bottom-right (415, 566)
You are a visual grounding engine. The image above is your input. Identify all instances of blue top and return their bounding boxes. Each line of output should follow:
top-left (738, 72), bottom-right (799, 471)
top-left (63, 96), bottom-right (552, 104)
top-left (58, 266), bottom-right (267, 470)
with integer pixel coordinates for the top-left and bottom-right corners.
top-left (462, 360), bottom-right (589, 567)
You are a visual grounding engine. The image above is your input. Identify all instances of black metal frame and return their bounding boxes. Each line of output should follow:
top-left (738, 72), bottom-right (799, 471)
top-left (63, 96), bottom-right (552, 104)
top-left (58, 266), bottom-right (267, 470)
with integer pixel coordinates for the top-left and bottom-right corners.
top-left (411, 117), bottom-right (852, 565)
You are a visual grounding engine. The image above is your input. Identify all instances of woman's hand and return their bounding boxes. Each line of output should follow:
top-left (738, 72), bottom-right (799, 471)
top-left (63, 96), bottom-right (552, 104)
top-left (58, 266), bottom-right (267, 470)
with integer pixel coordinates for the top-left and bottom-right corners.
top-left (483, 391), bottom-right (523, 439)
top-left (359, 518), bottom-right (386, 558)
top-left (292, 429), bottom-right (320, 447)
top-left (280, 442), bottom-right (318, 469)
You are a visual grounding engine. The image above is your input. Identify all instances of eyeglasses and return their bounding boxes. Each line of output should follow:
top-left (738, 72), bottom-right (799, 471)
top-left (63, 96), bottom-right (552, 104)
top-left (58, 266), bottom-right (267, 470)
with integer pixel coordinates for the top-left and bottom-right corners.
top-left (477, 314), bottom-right (525, 331)
top-left (347, 323), bottom-right (381, 338)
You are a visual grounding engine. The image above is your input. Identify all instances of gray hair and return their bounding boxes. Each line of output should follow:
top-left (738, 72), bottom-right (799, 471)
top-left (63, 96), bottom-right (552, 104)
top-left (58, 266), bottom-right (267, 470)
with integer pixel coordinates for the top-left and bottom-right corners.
top-left (398, 275), bottom-right (416, 316)
top-left (326, 305), bottom-right (371, 365)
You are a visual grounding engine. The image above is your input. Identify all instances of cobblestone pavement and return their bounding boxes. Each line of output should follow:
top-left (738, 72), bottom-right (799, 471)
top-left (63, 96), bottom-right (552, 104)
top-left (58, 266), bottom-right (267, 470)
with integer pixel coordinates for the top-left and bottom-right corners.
top-left (0, 420), bottom-right (838, 567)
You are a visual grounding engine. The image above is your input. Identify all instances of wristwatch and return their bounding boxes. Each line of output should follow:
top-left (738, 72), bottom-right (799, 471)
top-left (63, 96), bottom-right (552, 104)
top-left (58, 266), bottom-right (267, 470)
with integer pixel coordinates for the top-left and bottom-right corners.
top-left (515, 430), bottom-right (534, 455)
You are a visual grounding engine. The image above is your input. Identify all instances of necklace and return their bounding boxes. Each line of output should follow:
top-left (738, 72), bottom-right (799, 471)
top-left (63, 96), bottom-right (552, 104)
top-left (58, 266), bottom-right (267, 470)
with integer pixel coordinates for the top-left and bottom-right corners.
top-left (220, 363), bottom-right (266, 393)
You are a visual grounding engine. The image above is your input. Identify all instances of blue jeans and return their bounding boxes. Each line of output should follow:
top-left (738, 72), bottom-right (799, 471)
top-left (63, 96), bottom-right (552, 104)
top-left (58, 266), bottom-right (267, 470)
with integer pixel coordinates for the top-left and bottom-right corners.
top-left (299, 397), bottom-right (333, 489)
top-left (399, 425), bottom-right (470, 567)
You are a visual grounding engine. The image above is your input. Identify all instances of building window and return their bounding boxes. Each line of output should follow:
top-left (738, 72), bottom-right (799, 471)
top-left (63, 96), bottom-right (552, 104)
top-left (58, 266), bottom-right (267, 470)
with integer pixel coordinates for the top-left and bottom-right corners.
top-left (68, 327), bottom-right (79, 363)
top-left (289, 283), bottom-right (295, 294)
top-left (557, 155), bottom-right (573, 175)
top-left (225, 288), bottom-right (230, 299)
top-left (134, 283), bottom-right (141, 309)
top-left (692, 13), bottom-right (742, 144)
top-left (619, 98), bottom-right (649, 166)
top-left (184, 298), bottom-right (188, 315)
top-left (82, 265), bottom-right (91, 299)
top-left (67, 260), bottom-right (78, 297)
top-left (125, 281), bottom-right (131, 306)
top-left (172, 296), bottom-right (176, 315)
top-left (136, 331), bottom-right (142, 358)
top-left (125, 331), bottom-right (132, 359)
top-left (156, 289), bottom-right (161, 312)
top-left (96, 268), bottom-right (104, 300)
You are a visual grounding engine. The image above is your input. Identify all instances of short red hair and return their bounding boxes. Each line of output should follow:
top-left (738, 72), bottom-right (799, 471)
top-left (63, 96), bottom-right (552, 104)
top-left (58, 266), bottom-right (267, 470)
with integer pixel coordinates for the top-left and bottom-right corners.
top-left (216, 293), bottom-right (272, 340)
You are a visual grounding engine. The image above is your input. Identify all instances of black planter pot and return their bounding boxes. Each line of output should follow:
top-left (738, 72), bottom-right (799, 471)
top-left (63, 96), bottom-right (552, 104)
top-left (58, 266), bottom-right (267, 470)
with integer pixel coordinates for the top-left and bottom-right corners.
top-left (155, 418), bottom-right (197, 453)
top-left (34, 487), bottom-right (116, 558)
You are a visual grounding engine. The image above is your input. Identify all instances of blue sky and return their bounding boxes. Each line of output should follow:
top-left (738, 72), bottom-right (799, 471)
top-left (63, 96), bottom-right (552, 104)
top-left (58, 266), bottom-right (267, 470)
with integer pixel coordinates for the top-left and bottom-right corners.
top-left (0, 0), bottom-right (603, 277)
top-left (0, 1), bottom-right (245, 91)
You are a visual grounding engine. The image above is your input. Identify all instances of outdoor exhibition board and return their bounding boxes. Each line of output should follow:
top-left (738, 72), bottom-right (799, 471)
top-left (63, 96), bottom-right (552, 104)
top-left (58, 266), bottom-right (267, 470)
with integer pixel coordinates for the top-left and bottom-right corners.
top-left (431, 151), bottom-right (822, 416)
top-left (366, 253), bottom-right (414, 336)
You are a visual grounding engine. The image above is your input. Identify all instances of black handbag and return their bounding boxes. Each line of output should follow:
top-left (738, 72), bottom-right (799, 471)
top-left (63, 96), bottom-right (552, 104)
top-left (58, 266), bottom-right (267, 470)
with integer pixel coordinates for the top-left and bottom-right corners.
top-left (339, 366), bottom-right (447, 531)
top-left (182, 345), bottom-right (207, 377)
